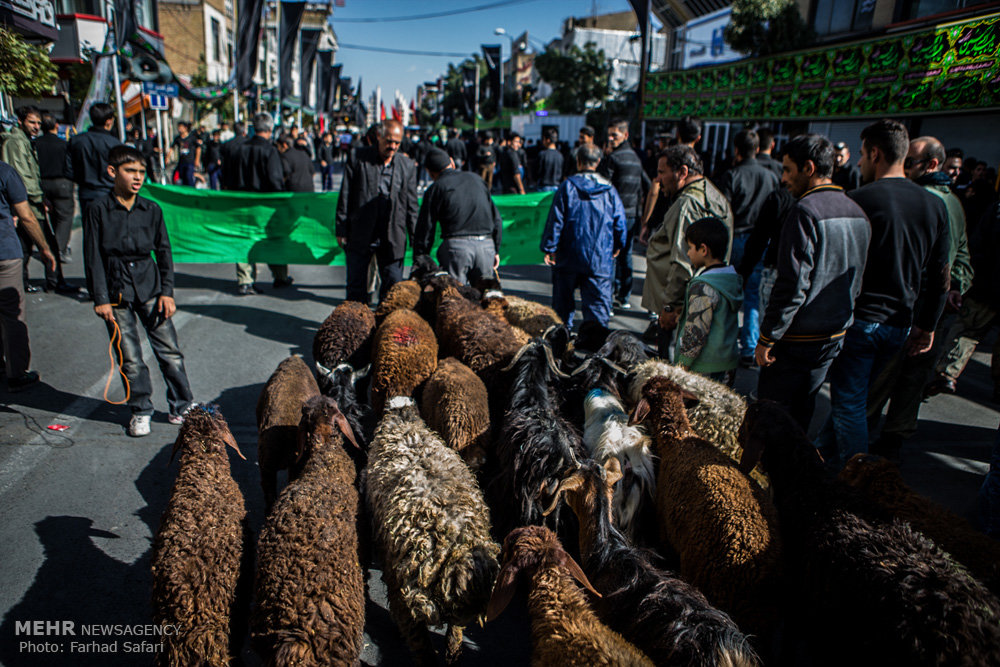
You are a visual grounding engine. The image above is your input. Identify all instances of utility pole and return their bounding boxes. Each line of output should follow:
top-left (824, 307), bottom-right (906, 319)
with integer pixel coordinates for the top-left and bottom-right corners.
top-left (474, 60), bottom-right (480, 134)
top-left (637, 0), bottom-right (650, 148)
top-left (105, 0), bottom-right (126, 141)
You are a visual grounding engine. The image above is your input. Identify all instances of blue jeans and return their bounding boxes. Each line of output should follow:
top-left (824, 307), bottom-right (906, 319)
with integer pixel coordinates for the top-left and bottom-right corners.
top-left (816, 319), bottom-right (910, 467)
top-left (551, 269), bottom-right (612, 329)
top-left (174, 162), bottom-right (196, 186)
top-left (322, 163), bottom-right (336, 191)
top-left (731, 233), bottom-right (762, 359)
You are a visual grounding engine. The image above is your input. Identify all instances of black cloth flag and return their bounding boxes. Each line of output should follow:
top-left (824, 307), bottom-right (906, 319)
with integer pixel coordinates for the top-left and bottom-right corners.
top-left (299, 28), bottom-right (320, 104)
top-left (279, 1), bottom-right (306, 101)
top-left (462, 64), bottom-right (477, 120)
top-left (327, 63), bottom-right (342, 113)
top-left (481, 45), bottom-right (501, 107)
top-left (236, 0), bottom-right (266, 91)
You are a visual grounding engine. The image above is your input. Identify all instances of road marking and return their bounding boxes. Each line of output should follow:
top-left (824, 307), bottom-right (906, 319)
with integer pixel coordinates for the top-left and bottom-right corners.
top-left (925, 450), bottom-right (989, 476)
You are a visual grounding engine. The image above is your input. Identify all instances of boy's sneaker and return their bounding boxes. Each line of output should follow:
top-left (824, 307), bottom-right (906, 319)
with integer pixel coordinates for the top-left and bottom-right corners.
top-left (167, 404), bottom-right (195, 425)
top-left (128, 414), bottom-right (151, 437)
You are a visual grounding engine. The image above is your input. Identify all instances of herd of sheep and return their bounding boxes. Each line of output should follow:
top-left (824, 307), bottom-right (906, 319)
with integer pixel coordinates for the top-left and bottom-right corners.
top-left (148, 264), bottom-right (1000, 666)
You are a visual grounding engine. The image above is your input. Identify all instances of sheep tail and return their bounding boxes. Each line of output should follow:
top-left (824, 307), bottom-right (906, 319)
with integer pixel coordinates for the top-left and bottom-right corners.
top-left (270, 637), bottom-right (313, 667)
top-left (442, 546), bottom-right (500, 625)
top-left (444, 624), bottom-right (464, 664)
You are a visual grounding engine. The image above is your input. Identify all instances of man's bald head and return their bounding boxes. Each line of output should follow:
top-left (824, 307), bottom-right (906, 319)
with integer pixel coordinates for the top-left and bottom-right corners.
top-left (906, 135), bottom-right (946, 180)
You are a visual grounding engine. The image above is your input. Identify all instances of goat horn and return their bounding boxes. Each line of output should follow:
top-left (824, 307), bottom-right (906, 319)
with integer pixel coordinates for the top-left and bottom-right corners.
top-left (600, 357), bottom-right (628, 375)
top-left (500, 341), bottom-right (532, 372)
top-left (569, 358), bottom-right (593, 377)
top-left (315, 361), bottom-right (333, 378)
top-left (544, 345), bottom-right (569, 378)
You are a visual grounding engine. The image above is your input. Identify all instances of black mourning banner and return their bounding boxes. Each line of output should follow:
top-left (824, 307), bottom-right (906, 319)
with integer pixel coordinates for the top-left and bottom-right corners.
top-left (236, 0), bottom-right (265, 92)
top-left (279, 1), bottom-right (306, 101)
top-left (299, 28), bottom-right (320, 104)
top-left (114, 0), bottom-right (138, 47)
top-left (481, 45), bottom-right (501, 105)
top-left (462, 64), bottom-right (477, 120)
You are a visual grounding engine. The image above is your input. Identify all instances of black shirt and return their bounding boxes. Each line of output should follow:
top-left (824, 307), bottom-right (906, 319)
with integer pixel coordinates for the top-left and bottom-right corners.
top-left (203, 139), bottom-right (222, 166)
top-left (849, 177), bottom-right (950, 331)
top-left (446, 138), bottom-right (467, 167)
top-left (280, 145), bottom-right (315, 193)
top-left (65, 127), bottom-right (121, 197)
top-left (413, 169), bottom-right (502, 256)
top-left (83, 193), bottom-right (174, 306)
top-left (718, 156), bottom-right (781, 234)
top-left (599, 142), bottom-right (649, 220)
top-left (237, 135), bottom-right (284, 193)
top-left (758, 153), bottom-right (784, 179)
top-left (220, 134), bottom-right (248, 190)
top-left (737, 186), bottom-right (796, 275)
top-left (832, 163), bottom-right (862, 192)
top-left (172, 134), bottom-right (200, 165)
top-left (35, 133), bottom-right (68, 180)
top-left (536, 148), bottom-right (564, 188)
top-left (500, 147), bottom-right (522, 193)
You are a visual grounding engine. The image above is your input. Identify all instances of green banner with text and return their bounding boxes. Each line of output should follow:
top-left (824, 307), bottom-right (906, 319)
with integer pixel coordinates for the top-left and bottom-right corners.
top-left (142, 183), bottom-right (554, 266)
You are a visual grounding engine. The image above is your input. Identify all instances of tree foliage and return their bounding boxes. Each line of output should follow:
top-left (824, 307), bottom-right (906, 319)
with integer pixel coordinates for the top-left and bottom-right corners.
top-left (533, 42), bottom-right (610, 114)
top-left (440, 55), bottom-right (494, 124)
top-left (0, 27), bottom-right (57, 98)
top-left (724, 0), bottom-right (816, 56)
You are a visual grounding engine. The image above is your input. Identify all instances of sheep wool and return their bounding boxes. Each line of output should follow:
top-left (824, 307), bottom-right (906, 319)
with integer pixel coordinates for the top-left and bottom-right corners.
top-left (151, 405), bottom-right (250, 667)
top-left (252, 395), bottom-right (365, 666)
top-left (256, 355), bottom-right (321, 510)
top-left (367, 396), bottom-right (500, 665)
top-left (420, 357), bottom-right (491, 472)
top-left (375, 279), bottom-right (422, 324)
top-left (435, 284), bottom-right (522, 383)
top-left (503, 295), bottom-right (563, 337)
top-left (313, 300), bottom-right (377, 371)
top-left (371, 308), bottom-right (438, 412)
top-left (487, 526), bottom-right (655, 667)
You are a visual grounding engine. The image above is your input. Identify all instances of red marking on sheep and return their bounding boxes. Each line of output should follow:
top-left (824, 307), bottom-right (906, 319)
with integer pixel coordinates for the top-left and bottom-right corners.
top-left (392, 326), bottom-right (419, 347)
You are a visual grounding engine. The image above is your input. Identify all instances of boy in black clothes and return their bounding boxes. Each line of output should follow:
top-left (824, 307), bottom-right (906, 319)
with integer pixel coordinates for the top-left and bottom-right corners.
top-left (84, 145), bottom-right (194, 437)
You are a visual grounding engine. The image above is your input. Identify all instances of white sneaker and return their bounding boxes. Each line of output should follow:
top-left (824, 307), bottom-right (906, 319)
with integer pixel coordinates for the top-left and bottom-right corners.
top-left (128, 414), bottom-right (151, 437)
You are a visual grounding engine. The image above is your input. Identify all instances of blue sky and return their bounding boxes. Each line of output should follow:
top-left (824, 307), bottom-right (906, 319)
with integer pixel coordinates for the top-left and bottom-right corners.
top-left (330, 0), bottom-right (640, 101)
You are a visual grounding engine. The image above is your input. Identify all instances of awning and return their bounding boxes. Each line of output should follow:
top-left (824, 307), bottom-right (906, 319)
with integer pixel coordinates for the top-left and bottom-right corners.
top-left (0, 7), bottom-right (60, 42)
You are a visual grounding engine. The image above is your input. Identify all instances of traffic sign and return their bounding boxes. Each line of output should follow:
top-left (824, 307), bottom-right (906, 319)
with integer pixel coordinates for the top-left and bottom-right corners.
top-left (142, 82), bottom-right (179, 97)
top-left (149, 94), bottom-right (169, 110)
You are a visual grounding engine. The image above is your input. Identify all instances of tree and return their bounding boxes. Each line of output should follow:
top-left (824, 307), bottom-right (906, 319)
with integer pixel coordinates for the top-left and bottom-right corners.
top-left (534, 42), bottom-right (610, 114)
top-left (0, 27), bottom-right (57, 98)
top-left (440, 55), bottom-right (493, 123)
top-left (724, 0), bottom-right (816, 56)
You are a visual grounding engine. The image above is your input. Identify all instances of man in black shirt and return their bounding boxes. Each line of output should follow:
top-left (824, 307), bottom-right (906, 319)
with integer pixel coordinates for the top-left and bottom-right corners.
top-left (203, 128), bottom-right (222, 190)
top-left (718, 129), bottom-right (780, 366)
top-left (169, 122), bottom-right (201, 187)
top-left (756, 127), bottom-right (784, 179)
top-left (219, 122), bottom-right (248, 191)
top-left (35, 115), bottom-right (75, 264)
top-left (536, 128), bottom-right (563, 191)
top-left (815, 119), bottom-right (950, 467)
top-left (476, 131), bottom-right (498, 191)
top-left (413, 148), bottom-right (501, 285)
top-left (831, 142), bottom-right (862, 191)
top-left (500, 133), bottom-right (525, 194)
top-left (83, 145), bottom-right (194, 437)
top-left (445, 129), bottom-right (467, 170)
top-left (600, 119), bottom-right (650, 309)
top-left (66, 103), bottom-right (122, 215)
top-left (278, 137), bottom-right (315, 193)
top-left (318, 132), bottom-right (337, 191)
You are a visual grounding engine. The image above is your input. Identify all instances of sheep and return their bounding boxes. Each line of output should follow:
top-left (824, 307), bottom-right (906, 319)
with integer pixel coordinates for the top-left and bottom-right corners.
top-left (581, 388), bottom-right (655, 542)
top-left (481, 290), bottom-right (532, 347)
top-left (493, 339), bottom-right (587, 535)
top-left (596, 330), bottom-right (650, 370)
top-left (434, 284), bottom-right (522, 387)
top-left (420, 357), bottom-right (491, 473)
top-left (374, 279), bottom-right (422, 325)
top-left (502, 295), bottom-right (563, 338)
top-left (367, 395), bottom-right (500, 666)
top-left (371, 308), bottom-right (438, 413)
top-left (547, 458), bottom-right (758, 667)
top-left (251, 395), bottom-right (365, 667)
top-left (151, 405), bottom-right (251, 667)
top-left (631, 377), bottom-right (782, 637)
top-left (256, 355), bottom-right (321, 510)
top-left (486, 525), bottom-right (655, 667)
top-left (739, 399), bottom-right (1000, 666)
top-left (628, 360), bottom-right (768, 489)
top-left (312, 300), bottom-right (376, 372)
top-left (840, 453), bottom-right (1000, 596)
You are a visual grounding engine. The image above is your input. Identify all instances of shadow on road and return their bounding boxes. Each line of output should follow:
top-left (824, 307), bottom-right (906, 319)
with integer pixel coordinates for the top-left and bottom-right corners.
top-left (183, 304), bottom-right (317, 358)
top-left (1, 381), bottom-right (125, 427)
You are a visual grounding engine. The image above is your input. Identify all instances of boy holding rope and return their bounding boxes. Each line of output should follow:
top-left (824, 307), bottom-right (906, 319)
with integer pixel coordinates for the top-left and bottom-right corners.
top-left (83, 145), bottom-right (193, 437)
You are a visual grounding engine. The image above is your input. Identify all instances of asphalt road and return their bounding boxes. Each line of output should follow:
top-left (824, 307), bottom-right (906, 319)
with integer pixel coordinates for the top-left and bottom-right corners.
top-left (1, 181), bottom-right (997, 666)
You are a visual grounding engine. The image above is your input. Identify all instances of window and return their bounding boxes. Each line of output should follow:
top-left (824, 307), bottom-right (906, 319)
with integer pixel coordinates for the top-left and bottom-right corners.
top-left (211, 17), bottom-right (222, 63)
top-left (812, 0), bottom-right (875, 36)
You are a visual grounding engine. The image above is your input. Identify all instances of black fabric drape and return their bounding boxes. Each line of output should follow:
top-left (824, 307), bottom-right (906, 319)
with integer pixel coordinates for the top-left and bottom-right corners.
top-left (299, 28), bottom-right (320, 104)
top-left (113, 0), bottom-right (137, 47)
top-left (462, 65), bottom-right (477, 120)
top-left (481, 45), bottom-right (501, 105)
top-left (236, 0), bottom-right (266, 92)
top-left (326, 63), bottom-right (342, 113)
top-left (279, 1), bottom-right (306, 101)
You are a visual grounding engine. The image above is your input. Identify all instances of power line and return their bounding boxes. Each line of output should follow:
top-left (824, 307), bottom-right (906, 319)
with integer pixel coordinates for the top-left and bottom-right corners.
top-left (337, 42), bottom-right (471, 57)
top-left (334, 0), bottom-right (541, 23)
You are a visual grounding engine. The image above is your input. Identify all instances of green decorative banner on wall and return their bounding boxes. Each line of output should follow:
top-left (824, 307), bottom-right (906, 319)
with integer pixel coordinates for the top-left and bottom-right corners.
top-left (141, 183), bottom-right (554, 266)
top-left (644, 12), bottom-right (1000, 120)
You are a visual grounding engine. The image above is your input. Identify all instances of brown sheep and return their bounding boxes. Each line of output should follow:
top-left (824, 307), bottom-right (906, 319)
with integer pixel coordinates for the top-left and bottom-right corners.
top-left (435, 284), bottom-right (522, 386)
top-left (840, 453), bottom-right (1000, 595)
top-left (251, 395), bottom-right (365, 666)
top-left (375, 279), bottom-right (422, 325)
top-left (256, 355), bottom-right (320, 510)
top-left (503, 294), bottom-right (563, 337)
top-left (420, 357), bottom-right (491, 472)
top-left (312, 300), bottom-right (376, 371)
top-left (151, 405), bottom-right (251, 667)
top-left (481, 291), bottom-right (532, 346)
top-left (631, 377), bottom-right (782, 637)
top-left (371, 308), bottom-right (438, 413)
top-left (487, 525), bottom-right (655, 667)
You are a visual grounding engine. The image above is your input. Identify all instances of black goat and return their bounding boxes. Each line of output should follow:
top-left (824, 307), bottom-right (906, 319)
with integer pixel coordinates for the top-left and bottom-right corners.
top-left (739, 400), bottom-right (1000, 667)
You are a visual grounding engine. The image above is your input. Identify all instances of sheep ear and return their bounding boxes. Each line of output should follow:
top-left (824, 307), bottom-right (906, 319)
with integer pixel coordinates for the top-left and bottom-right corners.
top-left (680, 388), bottom-right (700, 409)
top-left (294, 426), bottom-right (308, 464)
top-left (603, 457), bottom-right (623, 488)
top-left (223, 429), bottom-right (247, 461)
top-left (628, 398), bottom-right (650, 426)
top-left (315, 361), bottom-right (333, 379)
top-left (542, 474), bottom-right (584, 517)
top-left (485, 560), bottom-right (520, 622)
top-left (562, 552), bottom-right (602, 599)
top-left (737, 435), bottom-right (764, 475)
top-left (333, 412), bottom-right (360, 450)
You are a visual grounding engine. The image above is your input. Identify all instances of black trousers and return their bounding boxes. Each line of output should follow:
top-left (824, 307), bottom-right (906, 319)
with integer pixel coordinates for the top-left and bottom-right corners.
top-left (757, 337), bottom-right (844, 433)
top-left (18, 201), bottom-right (64, 289)
top-left (41, 178), bottom-right (74, 256)
top-left (345, 244), bottom-right (403, 304)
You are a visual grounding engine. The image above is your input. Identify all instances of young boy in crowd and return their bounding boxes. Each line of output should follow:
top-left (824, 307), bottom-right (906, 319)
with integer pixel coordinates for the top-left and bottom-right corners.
top-left (671, 216), bottom-right (743, 384)
top-left (83, 145), bottom-right (194, 437)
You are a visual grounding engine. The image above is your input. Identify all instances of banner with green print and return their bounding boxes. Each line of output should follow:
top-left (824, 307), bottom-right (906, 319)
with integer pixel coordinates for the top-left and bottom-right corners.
top-left (141, 183), bottom-right (554, 266)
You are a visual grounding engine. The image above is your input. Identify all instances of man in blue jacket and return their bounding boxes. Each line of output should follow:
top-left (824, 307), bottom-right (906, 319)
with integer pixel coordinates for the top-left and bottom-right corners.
top-left (541, 143), bottom-right (627, 329)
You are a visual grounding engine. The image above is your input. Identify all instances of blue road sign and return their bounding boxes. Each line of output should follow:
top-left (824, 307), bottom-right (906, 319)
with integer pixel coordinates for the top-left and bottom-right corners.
top-left (149, 94), bottom-right (169, 110)
top-left (142, 82), bottom-right (179, 97)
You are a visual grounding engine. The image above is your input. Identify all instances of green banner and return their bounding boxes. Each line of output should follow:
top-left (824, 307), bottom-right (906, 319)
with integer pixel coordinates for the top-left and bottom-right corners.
top-left (644, 12), bottom-right (1000, 120)
top-left (141, 183), bottom-right (554, 265)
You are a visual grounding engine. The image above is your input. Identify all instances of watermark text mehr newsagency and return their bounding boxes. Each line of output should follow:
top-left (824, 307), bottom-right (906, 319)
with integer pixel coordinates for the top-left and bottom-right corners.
top-left (15, 621), bottom-right (178, 654)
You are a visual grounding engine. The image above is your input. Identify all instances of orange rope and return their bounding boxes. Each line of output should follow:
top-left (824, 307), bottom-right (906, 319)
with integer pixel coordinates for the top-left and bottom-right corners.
top-left (103, 318), bottom-right (131, 405)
